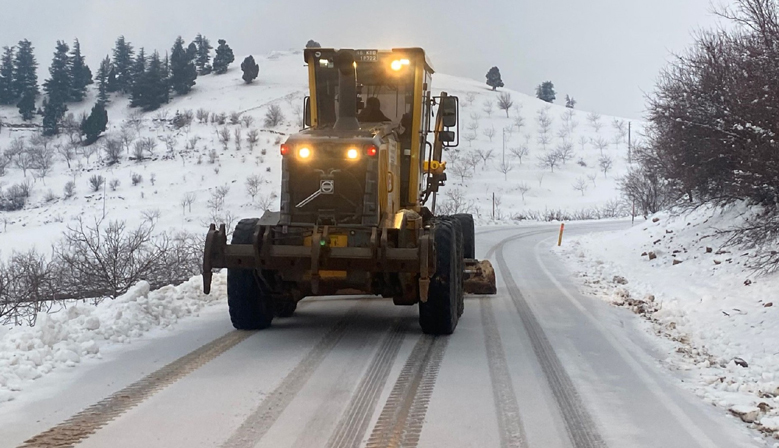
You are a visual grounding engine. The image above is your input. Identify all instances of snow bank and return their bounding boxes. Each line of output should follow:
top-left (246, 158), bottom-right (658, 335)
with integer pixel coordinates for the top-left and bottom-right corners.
top-left (0, 272), bottom-right (226, 403)
top-left (555, 203), bottom-right (779, 438)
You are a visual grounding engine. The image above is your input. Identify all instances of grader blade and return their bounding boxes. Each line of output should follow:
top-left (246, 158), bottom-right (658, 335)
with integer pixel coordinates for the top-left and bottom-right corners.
top-left (464, 259), bottom-right (497, 295)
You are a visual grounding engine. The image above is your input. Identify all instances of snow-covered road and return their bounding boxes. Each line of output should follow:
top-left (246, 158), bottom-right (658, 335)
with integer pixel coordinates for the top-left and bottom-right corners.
top-left (0, 224), bottom-right (764, 448)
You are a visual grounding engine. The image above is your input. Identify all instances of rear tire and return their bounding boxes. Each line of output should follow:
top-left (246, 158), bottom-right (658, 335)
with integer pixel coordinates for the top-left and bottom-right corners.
top-left (227, 218), bottom-right (274, 330)
top-left (452, 214), bottom-right (475, 259)
top-left (419, 218), bottom-right (464, 335)
top-left (273, 298), bottom-right (297, 318)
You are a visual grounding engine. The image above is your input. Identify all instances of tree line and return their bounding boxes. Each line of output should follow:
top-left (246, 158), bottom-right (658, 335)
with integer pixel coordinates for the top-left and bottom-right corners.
top-left (0, 35), bottom-right (237, 137)
top-left (624, 0), bottom-right (779, 272)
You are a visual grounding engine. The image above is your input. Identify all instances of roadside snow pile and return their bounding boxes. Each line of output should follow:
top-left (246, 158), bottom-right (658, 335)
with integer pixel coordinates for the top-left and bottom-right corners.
top-left (555, 203), bottom-right (779, 438)
top-left (0, 272), bottom-right (226, 403)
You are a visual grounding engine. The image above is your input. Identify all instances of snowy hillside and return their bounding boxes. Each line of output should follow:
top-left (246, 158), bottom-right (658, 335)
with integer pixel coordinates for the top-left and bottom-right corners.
top-left (556, 205), bottom-right (779, 438)
top-left (0, 50), bottom-right (641, 258)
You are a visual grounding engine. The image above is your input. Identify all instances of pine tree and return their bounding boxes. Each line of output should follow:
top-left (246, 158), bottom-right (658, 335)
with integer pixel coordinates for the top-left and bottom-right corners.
top-left (187, 42), bottom-right (197, 61)
top-left (13, 39), bottom-right (39, 100)
top-left (170, 36), bottom-right (197, 95)
top-left (42, 41), bottom-right (71, 135)
top-left (131, 47), bottom-right (147, 89)
top-left (305, 40), bottom-right (321, 48)
top-left (81, 101), bottom-right (108, 144)
top-left (241, 55), bottom-right (259, 84)
top-left (0, 46), bottom-right (15, 104)
top-left (486, 66), bottom-right (504, 91)
top-left (112, 36), bottom-right (135, 94)
top-left (131, 51), bottom-right (169, 111)
top-left (17, 90), bottom-right (35, 120)
top-left (536, 81), bottom-right (556, 103)
top-left (96, 56), bottom-right (111, 105)
top-left (68, 39), bottom-right (92, 102)
top-left (212, 39), bottom-right (234, 75)
top-left (193, 34), bottom-right (213, 75)
top-left (107, 66), bottom-right (118, 92)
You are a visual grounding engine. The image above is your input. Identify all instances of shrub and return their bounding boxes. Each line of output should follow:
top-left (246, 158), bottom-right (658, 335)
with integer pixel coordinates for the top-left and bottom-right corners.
top-left (89, 175), bottom-right (106, 192)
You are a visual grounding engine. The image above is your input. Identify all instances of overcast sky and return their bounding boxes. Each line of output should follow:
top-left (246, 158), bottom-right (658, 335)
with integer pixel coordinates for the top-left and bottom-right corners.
top-left (0, 0), bottom-right (724, 119)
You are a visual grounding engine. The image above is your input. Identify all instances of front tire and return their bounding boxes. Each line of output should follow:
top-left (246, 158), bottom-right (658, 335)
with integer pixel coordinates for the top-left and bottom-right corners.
top-left (227, 219), bottom-right (274, 330)
top-left (419, 218), bottom-right (464, 335)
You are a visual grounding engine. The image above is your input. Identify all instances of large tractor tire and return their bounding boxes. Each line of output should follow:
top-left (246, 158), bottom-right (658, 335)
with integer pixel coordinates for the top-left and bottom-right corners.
top-left (273, 298), bottom-right (298, 318)
top-left (419, 218), bottom-right (464, 335)
top-left (227, 219), bottom-right (274, 330)
top-left (444, 216), bottom-right (465, 317)
top-left (452, 214), bottom-right (475, 259)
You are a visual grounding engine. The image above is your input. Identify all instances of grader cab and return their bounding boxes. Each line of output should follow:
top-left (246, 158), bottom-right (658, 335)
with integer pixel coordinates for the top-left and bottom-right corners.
top-left (203, 48), bottom-right (496, 335)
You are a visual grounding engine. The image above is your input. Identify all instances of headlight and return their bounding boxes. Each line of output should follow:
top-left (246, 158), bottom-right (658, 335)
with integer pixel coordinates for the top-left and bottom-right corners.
top-left (346, 148), bottom-right (359, 160)
top-left (390, 59), bottom-right (410, 71)
top-left (298, 147), bottom-right (311, 159)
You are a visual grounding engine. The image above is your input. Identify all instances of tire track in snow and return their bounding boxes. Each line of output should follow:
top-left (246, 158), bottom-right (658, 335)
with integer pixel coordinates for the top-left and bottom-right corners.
top-left (18, 329), bottom-right (255, 448)
top-left (481, 297), bottom-right (529, 448)
top-left (220, 305), bottom-right (361, 448)
top-left (495, 233), bottom-right (607, 448)
top-left (364, 334), bottom-right (448, 448)
top-left (325, 319), bottom-right (407, 448)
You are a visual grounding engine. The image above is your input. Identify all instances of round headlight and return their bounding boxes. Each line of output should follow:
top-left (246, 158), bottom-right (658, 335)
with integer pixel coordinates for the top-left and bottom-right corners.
top-left (347, 148), bottom-right (359, 160)
top-left (298, 147), bottom-right (311, 159)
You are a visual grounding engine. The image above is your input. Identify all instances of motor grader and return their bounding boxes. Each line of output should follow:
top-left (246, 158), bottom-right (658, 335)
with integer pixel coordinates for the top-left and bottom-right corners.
top-left (202, 48), bottom-right (496, 335)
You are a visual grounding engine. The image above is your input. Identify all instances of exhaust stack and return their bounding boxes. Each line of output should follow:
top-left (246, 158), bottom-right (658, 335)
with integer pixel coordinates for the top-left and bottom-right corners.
top-left (333, 50), bottom-right (360, 131)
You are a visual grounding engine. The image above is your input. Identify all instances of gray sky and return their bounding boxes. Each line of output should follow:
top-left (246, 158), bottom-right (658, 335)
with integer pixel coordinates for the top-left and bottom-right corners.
top-left (0, 0), bottom-right (723, 119)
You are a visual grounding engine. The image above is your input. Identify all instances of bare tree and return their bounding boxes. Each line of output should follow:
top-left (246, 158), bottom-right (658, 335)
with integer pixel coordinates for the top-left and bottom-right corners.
top-left (612, 132), bottom-right (623, 150)
top-left (599, 155), bottom-right (613, 177)
top-left (509, 145), bottom-right (529, 164)
top-left (89, 174), bottom-right (105, 192)
top-left (196, 108), bottom-right (210, 124)
top-left (561, 109), bottom-right (577, 132)
top-left (28, 144), bottom-right (55, 182)
top-left (234, 127), bottom-right (243, 151)
top-left (161, 134), bottom-right (177, 156)
top-left (556, 141), bottom-right (574, 165)
top-left (578, 136), bottom-right (588, 152)
top-left (465, 92), bottom-right (476, 106)
top-left (496, 159), bottom-right (513, 180)
top-left (482, 100), bottom-right (494, 117)
top-left (536, 108), bottom-right (553, 135)
top-left (466, 120), bottom-right (479, 134)
top-left (14, 150), bottom-right (33, 177)
top-left (57, 143), bottom-right (75, 169)
top-left (218, 127), bottom-right (231, 150)
top-left (438, 188), bottom-right (475, 215)
top-left (573, 177), bottom-right (588, 196)
top-left (247, 129), bottom-right (259, 151)
top-left (181, 192), bottom-right (196, 213)
top-left (449, 161), bottom-right (474, 184)
top-left (228, 111), bottom-right (241, 125)
top-left (63, 181), bottom-right (76, 199)
top-left (241, 115), bottom-right (255, 128)
top-left (516, 182), bottom-right (531, 203)
top-left (462, 132), bottom-right (477, 146)
top-left (103, 137), bottom-right (123, 165)
top-left (537, 132), bottom-right (551, 151)
top-left (483, 126), bottom-right (496, 142)
top-left (0, 149), bottom-right (13, 175)
top-left (208, 185), bottom-right (231, 213)
top-left (592, 136), bottom-right (609, 155)
top-left (538, 150), bottom-right (562, 172)
top-left (119, 127), bottom-right (134, 154)
top-left (245, 174), bottom-right (262, 202)
top-left (513, 114), bottom-right (525, 133)
top-left (264, 104), bottom-right (285, 128)
top-left (587, 111), bottom-right (602, 133)
top-left (127, 111), bottom-right (144, 137)
top-left (587, 172), bottom-right (597, 187)
top-left (497, 92), bottom-right (513, 117)
top-left (475, 148), bottom-right (495, 169)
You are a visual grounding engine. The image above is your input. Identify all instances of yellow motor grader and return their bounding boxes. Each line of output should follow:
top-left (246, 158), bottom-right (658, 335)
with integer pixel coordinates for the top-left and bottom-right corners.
top-left (203, 48), bottom-right (496, 334)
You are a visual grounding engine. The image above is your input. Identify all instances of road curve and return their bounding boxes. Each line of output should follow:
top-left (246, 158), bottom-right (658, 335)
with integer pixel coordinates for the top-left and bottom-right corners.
top-left (1, 223), bottom-right (764, 448)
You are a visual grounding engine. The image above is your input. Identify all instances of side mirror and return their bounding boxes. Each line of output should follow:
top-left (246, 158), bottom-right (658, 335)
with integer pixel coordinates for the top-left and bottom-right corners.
top-left (303, 96), bottom-right (311, 128)
top-left (441, 96), bottom-right (458, 128)
top-left (439, 131), bottom-right (455, 143)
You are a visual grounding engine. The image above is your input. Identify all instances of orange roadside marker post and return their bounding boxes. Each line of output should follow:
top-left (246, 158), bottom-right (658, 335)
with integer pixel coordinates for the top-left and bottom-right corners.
top-left (557, 223), bottom-right (565, 246)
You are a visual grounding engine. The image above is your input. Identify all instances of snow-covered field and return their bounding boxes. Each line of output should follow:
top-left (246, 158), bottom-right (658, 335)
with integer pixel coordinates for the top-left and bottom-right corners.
top-left (0, 272), bottom-right (227, 403)
top-left (556, 205), bottom-right (779, 438)
top-left (0, 50), bottom-right (639, 257)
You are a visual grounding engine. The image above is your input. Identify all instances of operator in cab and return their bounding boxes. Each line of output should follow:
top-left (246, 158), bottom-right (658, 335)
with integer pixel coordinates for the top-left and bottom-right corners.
top-left (358, 97), bottom-right (391, 122)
